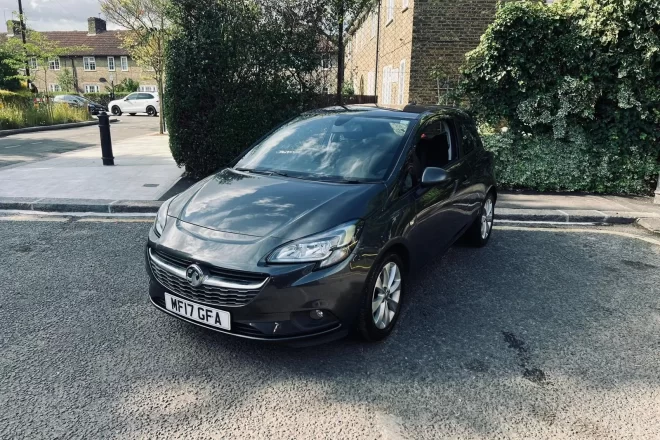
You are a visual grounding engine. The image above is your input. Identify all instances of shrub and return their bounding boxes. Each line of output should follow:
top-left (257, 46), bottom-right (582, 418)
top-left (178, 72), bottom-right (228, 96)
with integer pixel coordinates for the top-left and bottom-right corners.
top-left (460, 0), bottom-right (660, 194)
top-left (165, 0), bottom-right (326, 178)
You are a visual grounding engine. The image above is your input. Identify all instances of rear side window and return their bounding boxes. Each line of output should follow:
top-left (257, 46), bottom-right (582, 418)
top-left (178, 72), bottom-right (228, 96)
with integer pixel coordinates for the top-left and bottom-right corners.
top-left (138, 93), bottom-right (154, 99)
top-left (457, 120), bottom-right (481, 156)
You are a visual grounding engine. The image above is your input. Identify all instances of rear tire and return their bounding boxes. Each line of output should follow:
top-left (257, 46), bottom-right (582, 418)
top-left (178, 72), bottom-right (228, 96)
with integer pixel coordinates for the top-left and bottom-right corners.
top-left (464, 192), bottom-right (495, 247)
top-left (357, 253), bottom-right (405, 342)
top-left (146, 106), bottom-right (157, 117)
top-left (111, 106), bottom-right (121, 116)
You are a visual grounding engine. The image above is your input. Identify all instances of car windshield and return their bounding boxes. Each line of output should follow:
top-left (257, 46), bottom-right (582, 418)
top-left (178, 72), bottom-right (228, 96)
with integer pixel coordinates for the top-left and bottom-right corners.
top-left (235, 113), bottom-right (413, 182)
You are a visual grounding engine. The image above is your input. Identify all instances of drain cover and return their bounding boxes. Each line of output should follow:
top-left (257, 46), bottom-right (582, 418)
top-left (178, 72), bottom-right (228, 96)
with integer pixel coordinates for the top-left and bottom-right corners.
top-left (143, 184), bottom-right (159, 187)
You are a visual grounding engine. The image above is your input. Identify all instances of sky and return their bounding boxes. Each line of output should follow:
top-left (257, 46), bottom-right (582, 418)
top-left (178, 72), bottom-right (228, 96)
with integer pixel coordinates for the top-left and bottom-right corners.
top-left (0, 0), bottom-right (122, 32)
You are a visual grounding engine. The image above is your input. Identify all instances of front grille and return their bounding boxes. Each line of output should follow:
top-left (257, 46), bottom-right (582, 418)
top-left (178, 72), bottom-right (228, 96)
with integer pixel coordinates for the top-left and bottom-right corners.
top-left (149, 248), bottom-right (268, 307)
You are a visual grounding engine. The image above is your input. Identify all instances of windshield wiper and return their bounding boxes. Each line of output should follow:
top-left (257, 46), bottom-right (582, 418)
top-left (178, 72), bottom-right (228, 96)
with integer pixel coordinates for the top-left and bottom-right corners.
top-left (235, 168), bottom-right (289, 177)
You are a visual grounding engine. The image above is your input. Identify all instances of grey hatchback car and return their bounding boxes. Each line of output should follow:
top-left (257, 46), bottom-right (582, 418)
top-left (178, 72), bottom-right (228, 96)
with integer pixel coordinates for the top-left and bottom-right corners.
top-left (146, 105), bottom-right (496, 343)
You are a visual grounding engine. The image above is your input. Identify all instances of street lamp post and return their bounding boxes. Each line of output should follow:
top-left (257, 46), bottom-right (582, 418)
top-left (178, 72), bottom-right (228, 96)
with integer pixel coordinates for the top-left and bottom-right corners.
top-left (17, 0), bottom-right (31, 91)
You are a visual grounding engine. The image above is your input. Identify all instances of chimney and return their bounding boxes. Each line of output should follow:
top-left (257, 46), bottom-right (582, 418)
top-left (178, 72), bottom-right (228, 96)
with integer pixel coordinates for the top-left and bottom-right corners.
top-left (6, 20), bottom-right (22, 37)
top-left (87, 17), bottom-right (106, 35)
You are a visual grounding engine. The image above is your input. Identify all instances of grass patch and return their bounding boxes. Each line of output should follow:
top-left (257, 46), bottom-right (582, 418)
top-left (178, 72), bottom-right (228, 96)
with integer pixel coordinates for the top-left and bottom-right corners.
top-left (0, 103), bottom-right (92, 130)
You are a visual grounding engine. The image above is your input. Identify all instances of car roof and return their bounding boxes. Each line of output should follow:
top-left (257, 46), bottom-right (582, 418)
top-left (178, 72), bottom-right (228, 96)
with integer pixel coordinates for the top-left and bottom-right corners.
top-left (306, 104), bottom-right (471, 120)
top-left (304, 105), bottom-right (420, 120)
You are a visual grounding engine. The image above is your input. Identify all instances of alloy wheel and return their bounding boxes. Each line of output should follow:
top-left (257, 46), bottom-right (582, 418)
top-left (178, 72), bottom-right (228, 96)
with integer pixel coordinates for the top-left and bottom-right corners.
top-left (481, 198), bottom-right (494, 239)
top-left (371, 262), bottom-right (401, 329)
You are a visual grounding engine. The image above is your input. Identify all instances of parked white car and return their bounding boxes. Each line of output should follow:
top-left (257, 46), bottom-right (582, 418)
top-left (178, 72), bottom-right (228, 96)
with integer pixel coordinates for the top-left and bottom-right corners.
top-left (109, 92), bottom-right (159, 117)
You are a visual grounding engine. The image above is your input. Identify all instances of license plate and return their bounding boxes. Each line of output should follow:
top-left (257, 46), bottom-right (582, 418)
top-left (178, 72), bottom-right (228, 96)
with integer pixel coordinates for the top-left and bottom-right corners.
top-left (164, 293), bottom-right (231, 330)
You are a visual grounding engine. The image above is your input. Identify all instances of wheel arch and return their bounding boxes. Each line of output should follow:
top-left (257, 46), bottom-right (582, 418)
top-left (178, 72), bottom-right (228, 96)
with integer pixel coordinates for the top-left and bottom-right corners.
top-left (372, 239), bottom-right (412, 276)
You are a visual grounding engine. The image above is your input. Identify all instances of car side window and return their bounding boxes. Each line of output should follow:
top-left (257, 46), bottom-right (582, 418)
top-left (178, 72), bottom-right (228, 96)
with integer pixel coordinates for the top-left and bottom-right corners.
top-left (126, 93), bottom-right (139, 100)
top-left (457, 121), bottom-right (479, 156)
top-left (141, 93), bottom-right (154, 99)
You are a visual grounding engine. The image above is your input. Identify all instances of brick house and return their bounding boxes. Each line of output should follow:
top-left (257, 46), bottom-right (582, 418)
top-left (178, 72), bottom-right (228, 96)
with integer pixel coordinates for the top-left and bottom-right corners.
top-left (345, 0), bottom-right (498, 107)
top-left (3, 17), bottom-right (157, 94)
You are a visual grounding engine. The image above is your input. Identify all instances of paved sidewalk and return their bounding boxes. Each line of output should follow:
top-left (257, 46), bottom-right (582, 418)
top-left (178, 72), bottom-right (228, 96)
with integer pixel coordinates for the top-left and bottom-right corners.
top-left (0, 133), bottom-right (181, 205)
top-left (498, 191), bottom-right (660, 224)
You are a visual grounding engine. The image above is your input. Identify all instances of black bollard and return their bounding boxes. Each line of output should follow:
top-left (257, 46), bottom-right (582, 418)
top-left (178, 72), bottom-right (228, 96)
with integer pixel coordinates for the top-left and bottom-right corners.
top-left (98, 111), bottom-right (114, 166)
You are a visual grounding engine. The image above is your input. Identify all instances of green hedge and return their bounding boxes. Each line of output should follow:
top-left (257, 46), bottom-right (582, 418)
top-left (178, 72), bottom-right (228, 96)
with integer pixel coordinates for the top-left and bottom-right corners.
top-left (460, 0), bottom-right (660, 194)
top-left (164, 0), bottom-right (327, 178)
top-left (483, 131), bottom-right (658, 194)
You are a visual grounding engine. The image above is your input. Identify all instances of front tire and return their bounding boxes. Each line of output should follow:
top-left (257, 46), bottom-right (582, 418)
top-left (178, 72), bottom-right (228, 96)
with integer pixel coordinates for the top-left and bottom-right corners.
top-left (357, 253), bottom-right (405, 341)
top-left (464, 192), bottom-right (495, 247)
top-left (111, 106), bottom-right (122, 116)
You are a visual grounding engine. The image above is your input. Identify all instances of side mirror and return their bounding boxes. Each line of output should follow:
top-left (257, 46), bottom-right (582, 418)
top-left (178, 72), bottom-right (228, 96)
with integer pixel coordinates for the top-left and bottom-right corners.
top-left (124, 98), bottom-right (129, 101)
top-left (421, 167), bottom-right (449, 187)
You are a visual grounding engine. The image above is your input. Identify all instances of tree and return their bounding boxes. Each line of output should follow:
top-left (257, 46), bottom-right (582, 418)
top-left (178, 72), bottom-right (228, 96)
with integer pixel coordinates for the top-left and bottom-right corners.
top-left (259, 0), bottom-right (375, 104)
top-left (105, 77), bottom-right (140, 93)
top-left (321, 0), bottom-right (375, 104)
top-left (56, 68), bottom-right (75, 92)
top-left (101, 0), bottom-right (169, 134)
top-left (0, 46), bottom-right (23, 91)
top-left (3, 27), bottom-right (87, 95)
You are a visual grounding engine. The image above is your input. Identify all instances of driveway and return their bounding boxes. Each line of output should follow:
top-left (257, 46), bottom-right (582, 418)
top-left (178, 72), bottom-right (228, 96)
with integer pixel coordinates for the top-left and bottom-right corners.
top-left (0, 115), bottom-right (161, 168)
top-left (0, 219), bottom-right (658, 439)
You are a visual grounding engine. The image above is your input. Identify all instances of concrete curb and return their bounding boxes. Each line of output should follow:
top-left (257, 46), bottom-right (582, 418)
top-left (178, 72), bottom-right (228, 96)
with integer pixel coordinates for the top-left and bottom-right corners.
top-left (496, 208), bottom-right (660, 224)
top-left (0, 118), bottom-right (118, 137)
top-left (1, 198), bottom-right (659, 221)
top-left (0, 197), bottom-right (162, 214)
top-left (636, 218), bottom-right (660, 236)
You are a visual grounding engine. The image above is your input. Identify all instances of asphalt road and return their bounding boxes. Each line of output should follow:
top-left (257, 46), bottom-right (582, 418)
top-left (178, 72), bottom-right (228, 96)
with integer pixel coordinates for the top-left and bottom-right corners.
top-left (0, 219), bottom-right (659, 439)
top-left (0, 115), bottom-right (161, 168)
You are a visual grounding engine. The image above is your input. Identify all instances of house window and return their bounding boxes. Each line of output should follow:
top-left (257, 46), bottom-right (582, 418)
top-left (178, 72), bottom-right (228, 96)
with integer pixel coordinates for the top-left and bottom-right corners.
top-left (387, 0), bottom-right (394, 24)
top-left (120, 56), bottom-right (129, 71)
top-left (347, 40), bottom-right (352, 60)
top-left (367, 71), bottom-right (375, 95)
top-left (382, 65), bottom-right (392, 104)
top-left (107, 56), bottom-right (115, 71)
top-left (28, 57), bottom-right (38, 69)
top-left (83, 57), bottom-right (96, 71)
top-left (84, 84), bottom-right (100, 93)
top-left (321, 53), bottom-right (332, 69)
top-left (138, 85), bottom-right (157, 92)
top-left (371, 12), bottom-right (377, 38)
top-left (48, 57), bottom-right (60, 70)
top-left (49, 84), bottom-right (61, 92)
top-left (402, 0), bottom-right (409, 10)
top-left (398, 59), bottom-right (406, 104)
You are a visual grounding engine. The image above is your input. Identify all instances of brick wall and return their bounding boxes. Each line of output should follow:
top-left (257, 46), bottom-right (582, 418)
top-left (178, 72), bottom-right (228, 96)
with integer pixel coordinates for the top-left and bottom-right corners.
top-left (409, 0), bottom-right (497, 105)
top-left (344, 0), bottom-right (414, 108)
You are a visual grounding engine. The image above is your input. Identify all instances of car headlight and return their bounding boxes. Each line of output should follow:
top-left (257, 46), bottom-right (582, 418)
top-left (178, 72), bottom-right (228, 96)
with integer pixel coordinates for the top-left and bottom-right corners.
top-left (267, 220), bottom-right (362, 268)
top-left (154, 198), bottom-right (173, 237)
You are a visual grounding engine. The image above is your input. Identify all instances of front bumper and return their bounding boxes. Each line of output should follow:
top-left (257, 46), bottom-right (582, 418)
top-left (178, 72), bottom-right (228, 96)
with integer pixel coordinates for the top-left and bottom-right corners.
top-left (145, 242), bottom-right (369, 343)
